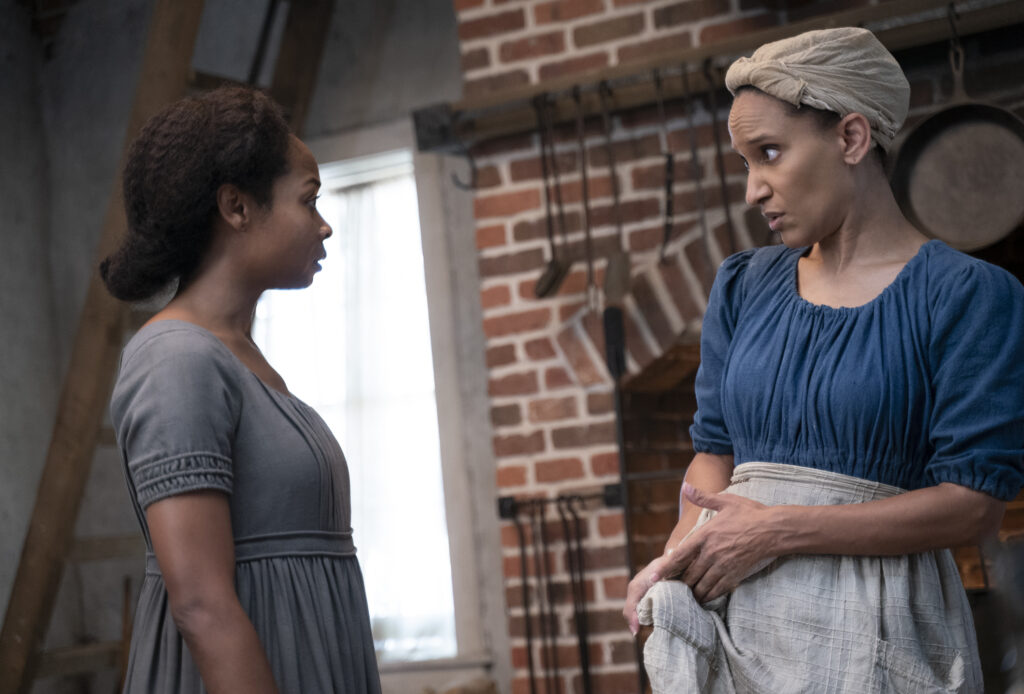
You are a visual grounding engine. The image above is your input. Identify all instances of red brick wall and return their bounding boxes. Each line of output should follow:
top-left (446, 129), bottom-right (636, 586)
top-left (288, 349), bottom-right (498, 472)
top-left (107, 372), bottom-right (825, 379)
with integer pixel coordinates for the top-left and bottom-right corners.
top-left (452, 2), bottom-right (1024, 692)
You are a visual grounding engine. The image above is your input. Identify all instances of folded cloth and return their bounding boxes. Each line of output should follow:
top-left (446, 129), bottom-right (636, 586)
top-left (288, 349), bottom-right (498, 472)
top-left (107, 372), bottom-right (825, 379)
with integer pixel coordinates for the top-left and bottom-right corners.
top-left (724, 27), bottom-right (909, 149)
top-left (637, 462), bottom-right (981, 693)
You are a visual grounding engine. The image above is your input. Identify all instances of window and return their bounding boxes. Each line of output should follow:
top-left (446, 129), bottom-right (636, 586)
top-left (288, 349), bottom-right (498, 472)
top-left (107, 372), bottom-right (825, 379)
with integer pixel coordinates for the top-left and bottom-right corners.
top-left (253, 149), bottom-right (456, 663)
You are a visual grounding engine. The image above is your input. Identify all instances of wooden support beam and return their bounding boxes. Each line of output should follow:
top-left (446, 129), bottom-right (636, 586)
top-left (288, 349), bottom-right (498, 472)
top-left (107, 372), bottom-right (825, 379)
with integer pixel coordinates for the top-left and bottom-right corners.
top-left (267, 0), bottom-right (334, 136)
top-left (415, 0), bottom-right (1024, 152)
top-left (34, 641), bottom-right (121, 680)
top-left (0, 2), bottom-right (205, 692)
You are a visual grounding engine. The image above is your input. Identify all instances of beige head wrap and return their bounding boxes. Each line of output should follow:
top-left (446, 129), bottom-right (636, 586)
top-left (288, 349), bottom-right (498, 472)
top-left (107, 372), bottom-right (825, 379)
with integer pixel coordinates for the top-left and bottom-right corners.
top-left (724, 27), bottom-right (910, 150)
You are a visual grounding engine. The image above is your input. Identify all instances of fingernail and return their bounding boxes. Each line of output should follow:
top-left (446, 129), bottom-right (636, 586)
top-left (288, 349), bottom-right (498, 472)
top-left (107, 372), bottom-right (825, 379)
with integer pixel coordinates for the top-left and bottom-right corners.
top-left (630, 625), bottom-right (638, 637)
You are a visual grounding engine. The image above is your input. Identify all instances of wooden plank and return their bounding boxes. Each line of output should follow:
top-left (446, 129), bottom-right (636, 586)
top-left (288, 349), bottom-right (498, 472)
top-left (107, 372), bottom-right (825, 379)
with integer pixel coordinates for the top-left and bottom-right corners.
top-left (34, 641), bottom-right (121, 679)
top-left (267, 0), bottom-right (334, 136)
top-left (0, 2), bottom-right (205, 692)
top-left (429, 0), bottom-right (1024, 151)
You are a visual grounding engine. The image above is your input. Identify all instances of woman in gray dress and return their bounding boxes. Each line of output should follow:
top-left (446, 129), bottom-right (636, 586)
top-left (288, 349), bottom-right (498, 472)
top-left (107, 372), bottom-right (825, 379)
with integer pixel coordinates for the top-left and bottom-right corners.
top-left (101, 86), bottom-right (382, 693)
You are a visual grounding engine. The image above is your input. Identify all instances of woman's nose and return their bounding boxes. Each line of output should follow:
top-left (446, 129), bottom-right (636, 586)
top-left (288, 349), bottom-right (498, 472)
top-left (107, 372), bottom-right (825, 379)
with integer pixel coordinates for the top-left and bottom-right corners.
top-left (745, 170), bottom-right (770, 206)
top-left (321, 219), bottom-right (333, 239)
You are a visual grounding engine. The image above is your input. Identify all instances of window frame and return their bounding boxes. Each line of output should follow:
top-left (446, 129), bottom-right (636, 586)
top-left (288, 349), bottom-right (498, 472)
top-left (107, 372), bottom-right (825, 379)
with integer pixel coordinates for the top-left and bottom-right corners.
top-left (306, 119), bottom-right (510, 690)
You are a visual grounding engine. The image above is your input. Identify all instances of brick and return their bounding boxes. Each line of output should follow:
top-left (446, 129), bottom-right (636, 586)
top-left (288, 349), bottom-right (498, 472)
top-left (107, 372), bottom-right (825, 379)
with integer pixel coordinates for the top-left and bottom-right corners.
top-left (463, 69), bottom-right (531, 99)
top-left (653, 0), bottom-right (730, 28)
top-left (513, 210), bottom-right (581, 242)
top-left (539, 52), bottom-right (609, 82)
top-left (587, 391), bottom-right (612, 415)
top-left (486, 343), bottom-right (517, 368)
top-left (461, 46), bottom-right (490, 73)
top-left (659, 254), bottom-right (702, 322)
top-left (551, 420), bottom-right (616, 448)
top-left (632, 273), bottom-right (677, 350)
top-left (493, 430), bottom-right (546, 457)
top-left (588, 197), bottom-right (660, 229)
top-left (787, 0), bottom-right (870, 22)
top-left (546, 366), bottom-right (573, 389)
top-left (499, 31), bottom-right (566, 63)
top-left (497, 464), bottom-right (527, 487)
top-left (631, 158), bottom-right (702, 190)
top-left (475, 164), bottom-right (503, 189)
top-left (489, 370), bottom-right (540, 397)
top-left (474, 188), bottom-right (542, 219)
top-left (554, 174), bottom-right (614, 206)
top-left (491, 403), bottom-right (523, 427)
top-left (623, 306), bottom-right (656, 370)
top-left (454, 0), bottom-right (485, 9)
top-left (609, 637), bottom-right (636, 663)
top-left (559, 300), bottom-right (587, 323)
top-left (587, 133), bottom-right (661, 166)
top-left (481, 284), bottom-right (512, 309)
top-left (581, 607), bottom-right (629, 634)
top-left (556, 325), bottom-right (605, 387)
top-left (536, 456), bottom-right (585, 482)
top-left (458, 8), bottom-right (526, 41)
top-left (476, 223), bottom-right (506, 249)
top-left (598, 511), bottom-right (624, 537)
top-left (529, 396), bottom-right (579, 422)
top-left (471, 133), bottom-right (534, 158)
top-left (478, 248), bottom-right (545, 278)
top-left (534, 0), bottom-right (605, 25)
top-left (603, 574), bottom-right (628, 600)
top-left (617, 31), bottom-right (692, 64)
top-left (525, 337), bottom-right (557, 360)
top-left (483, 307), bottom-right (552, 338)
top-left (591, 450), bottom-right (619, 476)
top-left (510, 151), bottom-right (577, 182)
top-left (573, 13), bottom-right (644, 48)
top-left (699, 13), bottom-right (778, 44)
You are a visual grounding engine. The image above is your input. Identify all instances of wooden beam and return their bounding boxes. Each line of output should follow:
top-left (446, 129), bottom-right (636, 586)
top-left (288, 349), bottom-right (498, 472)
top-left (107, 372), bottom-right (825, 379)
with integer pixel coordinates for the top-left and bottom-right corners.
top-left (268, 0), bottom-right (334, 136)
top-left (34, 641), bottom-right (121, 680)
top-left (0, 2), bottom-right (205, 692)
top-left (420, 0), bottom-right (1024, 152)
top-left (66, 535), bottom-right (146, 563)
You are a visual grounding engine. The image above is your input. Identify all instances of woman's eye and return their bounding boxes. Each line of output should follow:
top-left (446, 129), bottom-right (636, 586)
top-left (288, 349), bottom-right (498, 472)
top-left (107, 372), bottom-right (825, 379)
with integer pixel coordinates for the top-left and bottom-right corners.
top-left (762, 147), bottom-right (780, 162)
top-left (307, 194), bottom-right (321, 209)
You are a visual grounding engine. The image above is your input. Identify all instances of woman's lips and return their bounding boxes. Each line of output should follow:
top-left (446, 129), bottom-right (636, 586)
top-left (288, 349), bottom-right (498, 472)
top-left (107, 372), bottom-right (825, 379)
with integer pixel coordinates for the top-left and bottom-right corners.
top-left (766, 213), bottom-right (784, 231)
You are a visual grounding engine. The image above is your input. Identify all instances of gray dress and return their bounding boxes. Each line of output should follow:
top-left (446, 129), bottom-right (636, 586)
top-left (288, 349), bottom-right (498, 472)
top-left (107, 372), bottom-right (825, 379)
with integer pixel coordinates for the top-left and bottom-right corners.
top-left (111, 320), bottom-right (382, 693)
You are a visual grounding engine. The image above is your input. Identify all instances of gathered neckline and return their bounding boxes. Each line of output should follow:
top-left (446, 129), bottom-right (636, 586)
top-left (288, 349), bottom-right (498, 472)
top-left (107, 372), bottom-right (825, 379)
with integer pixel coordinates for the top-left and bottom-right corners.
top-left (135, 319), bottom-right (300, 401)
top-left (788, 240), bottom-right (937, 314)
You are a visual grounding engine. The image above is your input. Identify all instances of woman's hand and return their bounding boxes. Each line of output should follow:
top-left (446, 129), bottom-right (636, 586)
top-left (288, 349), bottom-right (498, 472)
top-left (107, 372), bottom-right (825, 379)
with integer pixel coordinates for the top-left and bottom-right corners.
top-left (668, 483), bottom-right (775, 603)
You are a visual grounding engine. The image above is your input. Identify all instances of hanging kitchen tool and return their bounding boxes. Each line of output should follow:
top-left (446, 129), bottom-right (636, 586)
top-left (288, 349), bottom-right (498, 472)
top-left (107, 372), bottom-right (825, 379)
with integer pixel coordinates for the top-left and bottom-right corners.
top-left (541, 95), bottom-right (573, 282)
top-left (573, 85), bottom-right (599, 313)
top-left (511, 504), bottom-right (538, 694)
top-left (890, 7), bottom-right (1024, 251)
top-left (682, 64), bottom-right (716, 274)
top-left (653, 69), bottom-right (675, 263)
top-left (704, 58), bottom-right (738, 256)
top-left (559, 496), bottom-right (593, 694)
top-left (533, 95), bottom-right (570, 298)
top-left (536, 502), bottom-right (561, 689)
top-left (599, 82), bottom-right (631, 306)
top-left (529, 503), bottom-right (558, 694)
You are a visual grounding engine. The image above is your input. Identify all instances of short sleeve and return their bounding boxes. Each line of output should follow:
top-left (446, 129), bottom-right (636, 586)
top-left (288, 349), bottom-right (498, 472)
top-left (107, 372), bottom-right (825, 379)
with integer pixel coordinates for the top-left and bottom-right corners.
top-left (689, 250), bottom-right (756, 455)
top-left (925, 259), bottom-right (1024, 500)
top-left (110, 328), bottom-right (242, 509)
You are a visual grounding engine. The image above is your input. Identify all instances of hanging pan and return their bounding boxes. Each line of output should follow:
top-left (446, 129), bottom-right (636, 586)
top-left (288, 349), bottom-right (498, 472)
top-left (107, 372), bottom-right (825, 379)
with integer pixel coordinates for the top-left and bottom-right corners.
top-left (890, 22), bottom-right (1024, 252)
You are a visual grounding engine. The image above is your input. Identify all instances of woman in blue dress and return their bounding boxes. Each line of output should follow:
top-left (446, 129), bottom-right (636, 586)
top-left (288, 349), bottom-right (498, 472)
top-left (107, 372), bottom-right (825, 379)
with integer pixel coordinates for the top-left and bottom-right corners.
top-left (623, 27), bottom-right (1024, 692)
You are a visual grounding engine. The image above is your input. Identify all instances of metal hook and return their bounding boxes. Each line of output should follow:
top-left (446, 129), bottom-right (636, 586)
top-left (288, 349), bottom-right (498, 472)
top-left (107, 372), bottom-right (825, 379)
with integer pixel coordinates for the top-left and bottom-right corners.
top-left (946, 3), bottom-right (962, 52)
top-left (449, 116), bottom-right (478, 190)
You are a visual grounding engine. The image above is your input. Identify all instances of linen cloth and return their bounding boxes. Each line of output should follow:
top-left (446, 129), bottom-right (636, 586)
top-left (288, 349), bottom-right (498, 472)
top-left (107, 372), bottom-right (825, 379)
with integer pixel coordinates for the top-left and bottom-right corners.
top-left (110, 320), bottom-right (382, 693)
top-left (724, 27), bottom-right (910, 149)
top-left (638, 462), bottom-right (981, 693)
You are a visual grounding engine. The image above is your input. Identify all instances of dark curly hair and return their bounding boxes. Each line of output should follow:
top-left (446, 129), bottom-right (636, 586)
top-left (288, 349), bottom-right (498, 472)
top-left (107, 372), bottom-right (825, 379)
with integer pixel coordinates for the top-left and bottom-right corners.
top-left (100, 86), bottom-right (291, 302)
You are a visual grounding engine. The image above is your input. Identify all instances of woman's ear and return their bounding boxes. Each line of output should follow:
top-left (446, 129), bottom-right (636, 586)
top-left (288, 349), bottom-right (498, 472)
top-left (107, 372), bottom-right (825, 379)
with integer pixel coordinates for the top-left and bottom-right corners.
top-left (837, 112), bottom-right (873, 165)
top-left (215, 183), bottom-right (251, 232)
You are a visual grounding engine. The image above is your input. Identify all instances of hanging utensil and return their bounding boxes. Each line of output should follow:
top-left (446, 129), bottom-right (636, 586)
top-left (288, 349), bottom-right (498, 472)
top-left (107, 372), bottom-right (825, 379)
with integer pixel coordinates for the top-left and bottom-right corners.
top-left (890, 8), bottom-right (1024, 251)
top-left (653, 69), bottom-right (675, 263)
top-left (562, 496), bottom-right (594, 694)
top-left (682, 63), bottom-right (715, 275)
top-left (599, 82), bottom-right (631, 306)
top-left (533, 95), bottom-right (570, 298)
top-left (704, 59), bottom-right (737, 256)
top-left (511, 504), bottom-right (538, 694)
top-left (573, 85), bottom-right (598, 313)
top-left (529, 502), bottom-right (558, 694)
top-left (542, 95), bottom-right (572, 282)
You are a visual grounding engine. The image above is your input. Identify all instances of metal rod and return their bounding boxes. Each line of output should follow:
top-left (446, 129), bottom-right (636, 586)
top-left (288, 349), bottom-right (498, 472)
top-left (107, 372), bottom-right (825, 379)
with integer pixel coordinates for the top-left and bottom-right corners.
top-left (512, 512), bottom-right (538, 694)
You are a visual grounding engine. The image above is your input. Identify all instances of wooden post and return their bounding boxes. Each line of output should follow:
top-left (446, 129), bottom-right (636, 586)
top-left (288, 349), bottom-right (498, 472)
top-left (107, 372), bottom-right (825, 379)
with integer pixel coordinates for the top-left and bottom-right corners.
top-left (268, 0), bottom-right (334, 136)
top-left (0, 2), bottom-right (205, 691)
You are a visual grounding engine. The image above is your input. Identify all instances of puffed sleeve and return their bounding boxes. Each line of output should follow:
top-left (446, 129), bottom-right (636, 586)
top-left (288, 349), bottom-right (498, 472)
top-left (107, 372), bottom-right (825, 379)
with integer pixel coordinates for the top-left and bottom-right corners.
top-left (925, 259), bottom-right (1024, 500)
top-left (689, 249), bottom-right (757, 454)
top-left (110, 327), bottom-right (242, 509)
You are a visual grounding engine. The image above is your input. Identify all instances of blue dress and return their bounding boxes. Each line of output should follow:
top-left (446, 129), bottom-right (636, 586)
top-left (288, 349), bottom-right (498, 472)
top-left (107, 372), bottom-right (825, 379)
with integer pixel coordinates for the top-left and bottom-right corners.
top-left (690, 239), bottom-right (1024, 500)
